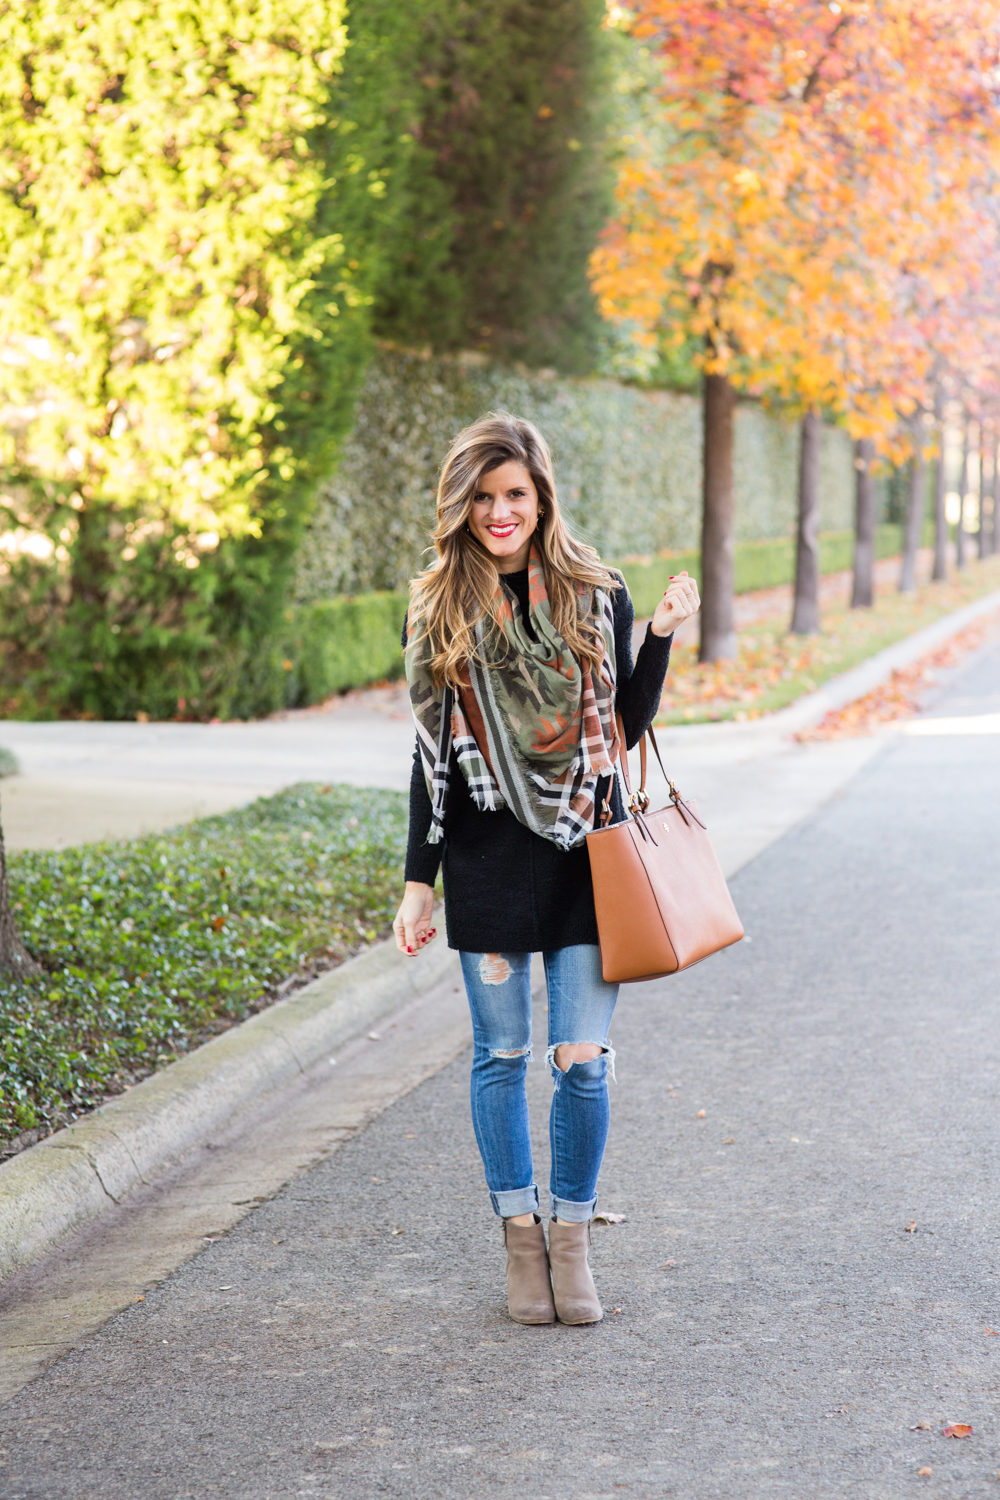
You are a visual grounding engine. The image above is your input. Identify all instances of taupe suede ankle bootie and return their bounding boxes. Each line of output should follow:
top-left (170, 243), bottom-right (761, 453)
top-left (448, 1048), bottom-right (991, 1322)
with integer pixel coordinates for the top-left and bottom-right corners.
top-left (547, 1218), bottom-right (603, 1324)
top-left (503, 1216), bottom-right (556, 1324)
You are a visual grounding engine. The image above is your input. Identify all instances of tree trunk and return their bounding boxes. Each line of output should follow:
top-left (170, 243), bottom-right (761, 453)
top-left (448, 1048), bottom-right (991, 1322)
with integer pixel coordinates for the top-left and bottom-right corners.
top-left (790, 410), bottom-right (822, 632)
top-left (932, 391), bottom-right (948, 583)
top-left (899, 426), bottom-right (926, 594)
top-left (699, 371), bottom-right (737, 662)
top-left (983, 423), bottom-right (995, 564)
top-left (0, 807), bottom-right (40, 979)
top-left (979, 422), bottom-right (991, 560)
top-left (955, 418), bottom-right (969, 570)
top-left (851, 437), bottom-right (876, 608)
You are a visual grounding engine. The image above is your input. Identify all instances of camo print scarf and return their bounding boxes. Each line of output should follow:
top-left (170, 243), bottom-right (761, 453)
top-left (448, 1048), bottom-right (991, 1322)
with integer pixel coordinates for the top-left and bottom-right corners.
top-left (406, 545), bottom-right (619, 852)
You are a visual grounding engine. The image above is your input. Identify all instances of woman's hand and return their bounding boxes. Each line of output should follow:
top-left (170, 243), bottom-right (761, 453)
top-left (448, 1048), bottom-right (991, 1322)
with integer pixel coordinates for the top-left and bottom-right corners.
top-left (651, 570), bottom-right (701, 637)
top-left (393, 881), bottom-right (437, 956)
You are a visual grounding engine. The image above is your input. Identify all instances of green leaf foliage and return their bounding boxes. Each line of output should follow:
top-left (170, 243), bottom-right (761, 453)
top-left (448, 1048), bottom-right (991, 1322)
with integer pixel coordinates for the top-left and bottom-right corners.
top-left (0, 782), bottom-right (408, 1146)
top-left (372, 0), bottom-right (616, 373)
top-left (0, 0), bottom-right (439, 719)
top-left (282, 590), bottom-right (407, 703)
top-left (0, 0), bottom-right (621, 719)
top-left (0, 0), bottom-right (365, 536)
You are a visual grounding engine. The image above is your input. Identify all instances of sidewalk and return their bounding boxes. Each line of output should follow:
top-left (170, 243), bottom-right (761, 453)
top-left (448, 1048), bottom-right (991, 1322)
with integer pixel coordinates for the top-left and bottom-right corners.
top-left (2, 593), bottom-right (998, 1496)
top-left (0, 688), bottom-right (414, 852)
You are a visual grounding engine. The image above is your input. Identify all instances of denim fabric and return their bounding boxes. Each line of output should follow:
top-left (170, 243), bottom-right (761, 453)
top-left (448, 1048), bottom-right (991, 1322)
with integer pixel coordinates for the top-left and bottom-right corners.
top-left (459, 945), bottom-right (619, 1222)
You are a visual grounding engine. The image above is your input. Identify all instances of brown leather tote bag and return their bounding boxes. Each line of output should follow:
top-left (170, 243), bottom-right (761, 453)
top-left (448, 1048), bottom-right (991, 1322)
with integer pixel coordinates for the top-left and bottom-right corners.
top-left (586, 715), bottom-right (744, 983)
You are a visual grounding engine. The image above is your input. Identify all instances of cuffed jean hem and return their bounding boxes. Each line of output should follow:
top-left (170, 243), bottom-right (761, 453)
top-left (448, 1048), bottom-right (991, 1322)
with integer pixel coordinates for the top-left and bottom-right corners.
top-left (550, 1194), bottom-right (597, 1224)
top-left (490, 1185), bottom-right (540, 1219)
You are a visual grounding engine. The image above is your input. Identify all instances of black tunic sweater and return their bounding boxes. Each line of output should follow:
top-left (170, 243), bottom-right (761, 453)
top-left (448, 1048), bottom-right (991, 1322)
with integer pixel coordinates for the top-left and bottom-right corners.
top-left (403, 570), bottom-right (672, 953)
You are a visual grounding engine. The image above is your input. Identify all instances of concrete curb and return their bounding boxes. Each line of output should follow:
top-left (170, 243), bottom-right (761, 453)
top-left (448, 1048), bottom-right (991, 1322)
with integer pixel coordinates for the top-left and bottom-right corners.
top-left (0, 934), bottom-right (459, 1283)
top-left (773, 586), bottom-right (1000, 734)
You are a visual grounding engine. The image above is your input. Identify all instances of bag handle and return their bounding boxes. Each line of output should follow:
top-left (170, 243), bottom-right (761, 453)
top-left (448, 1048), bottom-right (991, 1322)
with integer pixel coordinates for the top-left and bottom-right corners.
top-left (610, 712), bottom-right (705, 831)
top-left (614, 711), bottom-right (648, 812)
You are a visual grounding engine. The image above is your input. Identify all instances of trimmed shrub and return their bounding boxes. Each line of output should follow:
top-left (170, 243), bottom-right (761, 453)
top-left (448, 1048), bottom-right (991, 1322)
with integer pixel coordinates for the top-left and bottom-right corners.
top-left (283, 591), bottom-right (408, 703)
top-left (295, 347), bottom-right (858, 603)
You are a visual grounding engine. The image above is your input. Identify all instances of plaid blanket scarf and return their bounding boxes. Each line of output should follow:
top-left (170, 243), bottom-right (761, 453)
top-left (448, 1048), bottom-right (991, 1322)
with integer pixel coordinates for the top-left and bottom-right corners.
top-left (406, 546), bottom-right (619, 852)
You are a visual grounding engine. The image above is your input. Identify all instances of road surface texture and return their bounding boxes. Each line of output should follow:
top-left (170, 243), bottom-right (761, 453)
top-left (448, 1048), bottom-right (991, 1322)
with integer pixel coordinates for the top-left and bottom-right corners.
top-left (1, 636), bottom-right (999, 1499)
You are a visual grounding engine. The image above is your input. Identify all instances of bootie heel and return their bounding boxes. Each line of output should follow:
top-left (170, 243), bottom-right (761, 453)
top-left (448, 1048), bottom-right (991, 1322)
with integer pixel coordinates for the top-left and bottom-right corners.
top-left (547, 1218), bottom-right (603, 1325)
top-left (503, 1217), bottom-right (556, 1324)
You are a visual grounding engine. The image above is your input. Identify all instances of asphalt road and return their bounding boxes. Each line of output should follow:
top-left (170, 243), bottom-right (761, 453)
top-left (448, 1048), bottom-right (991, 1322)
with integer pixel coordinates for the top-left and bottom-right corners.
top-left (2, 638), bottom-right (1000, 1499)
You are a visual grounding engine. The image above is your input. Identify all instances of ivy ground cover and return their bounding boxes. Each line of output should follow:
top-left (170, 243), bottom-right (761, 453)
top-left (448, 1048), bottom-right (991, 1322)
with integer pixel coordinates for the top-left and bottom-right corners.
top-left (0, 783), bottom-right (407, 1151)
top-left (657, 554), bottom-right (1000, 725)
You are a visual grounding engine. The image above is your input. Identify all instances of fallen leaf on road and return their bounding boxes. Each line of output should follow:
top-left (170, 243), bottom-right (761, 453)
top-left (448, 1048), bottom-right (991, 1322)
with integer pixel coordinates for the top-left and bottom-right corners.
top-left (723, 1137), bottom-right (735, 1145)
top-left (943, 1424), bottom-right (973, 1438)
top-left (697, 1109), bottom-right (706, 1118)
top-left (611, 1306), bottom-right (622, 1314)
top-left (662, 1259), bottom-right (677, 1268)
top-left (918, 1468), bottom-right (932, 1477)
top-left (986, 1327), bottom-right (1000, 1335)
top-left (593, 1212), bottom-right (626, 1225)
top-left (390, 1228), bottom-right (403, 1236)
top-left (910, 1421), bottom-right (932, 1431)
top-left (905, 1220), bottom-right (917, 1233)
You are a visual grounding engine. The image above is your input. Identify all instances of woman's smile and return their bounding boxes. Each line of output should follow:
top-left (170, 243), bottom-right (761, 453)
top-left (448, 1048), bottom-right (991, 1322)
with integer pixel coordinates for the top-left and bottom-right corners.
top-left (467, 459), bottom-right (541, 573)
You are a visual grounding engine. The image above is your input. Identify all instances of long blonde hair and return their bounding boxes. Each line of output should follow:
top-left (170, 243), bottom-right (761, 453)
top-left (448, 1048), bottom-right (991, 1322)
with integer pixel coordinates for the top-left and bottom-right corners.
top-left (408, 412), bottom-right (620, 689)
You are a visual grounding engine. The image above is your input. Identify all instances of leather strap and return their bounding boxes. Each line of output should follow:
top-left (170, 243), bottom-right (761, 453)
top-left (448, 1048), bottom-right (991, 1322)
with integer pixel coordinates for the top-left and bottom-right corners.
top-left (614, 711), bottom-right (648, 814)
top-left (612, 712), bottom-right (705, 829)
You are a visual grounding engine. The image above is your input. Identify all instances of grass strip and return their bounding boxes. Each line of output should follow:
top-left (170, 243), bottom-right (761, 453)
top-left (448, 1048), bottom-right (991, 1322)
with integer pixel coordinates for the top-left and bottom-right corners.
top-left (0, 782), bottom-right (408, 1150)
top-left (656, 555), bottom-right (1000, 725)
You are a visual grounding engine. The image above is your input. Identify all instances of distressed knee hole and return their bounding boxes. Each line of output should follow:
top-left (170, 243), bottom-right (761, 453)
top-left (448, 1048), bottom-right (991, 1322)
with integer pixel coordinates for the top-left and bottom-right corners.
top-left (551, 1042), bottom-right (605, 1072)
top-left (489, 1046), bottom-right (531, 1060)
top-left (479, 953), bottom-right (513, 985)
top-left (547, 1042), bottom-right (617, 1083)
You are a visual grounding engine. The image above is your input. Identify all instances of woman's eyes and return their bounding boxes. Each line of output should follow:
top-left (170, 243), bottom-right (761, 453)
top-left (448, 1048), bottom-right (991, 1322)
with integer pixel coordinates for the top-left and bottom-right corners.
top-left (474, 491), bottom-right (526, 501)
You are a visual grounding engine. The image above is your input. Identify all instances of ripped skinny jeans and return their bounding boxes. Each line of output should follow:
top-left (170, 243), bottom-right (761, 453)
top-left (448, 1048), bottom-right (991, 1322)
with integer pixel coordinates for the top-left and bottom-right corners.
top-left (459, 945), bottom-right (619, 1224)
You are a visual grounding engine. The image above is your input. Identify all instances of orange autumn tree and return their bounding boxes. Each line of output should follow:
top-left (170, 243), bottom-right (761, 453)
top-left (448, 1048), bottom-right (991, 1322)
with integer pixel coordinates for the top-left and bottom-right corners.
top-left (592, 0), bottom-right (1000, 658)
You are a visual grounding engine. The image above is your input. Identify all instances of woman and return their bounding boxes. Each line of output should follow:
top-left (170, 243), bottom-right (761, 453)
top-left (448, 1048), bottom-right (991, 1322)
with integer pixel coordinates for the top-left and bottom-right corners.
top-left (393, 413), bottom-right (700, 1326)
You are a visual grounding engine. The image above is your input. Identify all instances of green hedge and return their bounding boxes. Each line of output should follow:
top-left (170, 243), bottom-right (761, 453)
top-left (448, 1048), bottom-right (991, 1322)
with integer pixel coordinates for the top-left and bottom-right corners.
top-left (283, 523), bottom-right (928, 701)
top-left (296, 347), bottom-right (859, 602)
top-left (620, 524), bottom-right (915, 618)
top-left (283, 591), bottom-right (408, 703)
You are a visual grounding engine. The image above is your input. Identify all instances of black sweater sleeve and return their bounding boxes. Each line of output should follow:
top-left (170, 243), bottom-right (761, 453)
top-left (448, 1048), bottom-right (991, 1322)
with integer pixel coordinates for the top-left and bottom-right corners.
top-left (405, 741), bottom-right (441, 885)
top-left (611, 576), bottom-right (673, 749)
top-left (402, 615), bottom-right (442, 885)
